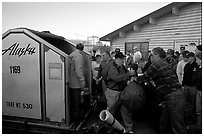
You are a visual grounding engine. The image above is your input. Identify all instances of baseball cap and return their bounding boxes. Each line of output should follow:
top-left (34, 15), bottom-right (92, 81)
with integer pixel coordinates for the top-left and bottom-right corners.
top-left (186, 52), bottom-right (195, 58)
top-left (115, 52), bottom-right (126, 59)
top-left (180, 46), bottom-right (185, 50)
top-left (115, 48), bottom-right (120, 53)
top-left (182, 51), bottom-right (189, 58)
top-left (196, 45), bottom-right (202, 51)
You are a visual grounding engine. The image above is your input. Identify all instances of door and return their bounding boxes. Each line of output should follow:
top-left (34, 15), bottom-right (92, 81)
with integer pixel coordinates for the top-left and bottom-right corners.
top-left (125, 42), bottom-right (149, 61)
top-left (45, 45), bottom-right (65, 122)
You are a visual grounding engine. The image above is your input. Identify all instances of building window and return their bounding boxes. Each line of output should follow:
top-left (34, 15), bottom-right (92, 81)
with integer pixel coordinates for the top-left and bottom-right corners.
top-left (125, 42), bottom-right (149, 61)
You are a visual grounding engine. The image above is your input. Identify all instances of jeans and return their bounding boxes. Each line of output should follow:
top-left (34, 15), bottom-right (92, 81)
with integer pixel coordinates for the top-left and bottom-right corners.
top-left (184, 85), bottom-right (197, 125)
top-left (70, 88), bottom-right (82, 122)
top-left (196, 91), bottom-right (202, 129)
top-left (160, 88), bottom-right (187, 134)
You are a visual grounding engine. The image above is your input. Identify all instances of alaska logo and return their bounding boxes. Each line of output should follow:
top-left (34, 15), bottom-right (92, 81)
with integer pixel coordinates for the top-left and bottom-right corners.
top-left (2, 43), bottom-right (36, 57)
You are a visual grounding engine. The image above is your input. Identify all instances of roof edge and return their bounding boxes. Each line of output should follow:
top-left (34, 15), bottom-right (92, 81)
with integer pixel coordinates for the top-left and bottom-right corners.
top-left (100, 2), bottom-right (192, 41)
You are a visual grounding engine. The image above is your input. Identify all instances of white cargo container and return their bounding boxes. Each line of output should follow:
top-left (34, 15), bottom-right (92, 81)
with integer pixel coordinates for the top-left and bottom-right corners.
top-left (2, 28), bottom-right (92, 127)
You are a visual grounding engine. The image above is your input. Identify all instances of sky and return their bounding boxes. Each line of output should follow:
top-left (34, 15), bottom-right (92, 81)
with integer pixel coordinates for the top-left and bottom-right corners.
top-left (2, 1), bottom-right (170, 42)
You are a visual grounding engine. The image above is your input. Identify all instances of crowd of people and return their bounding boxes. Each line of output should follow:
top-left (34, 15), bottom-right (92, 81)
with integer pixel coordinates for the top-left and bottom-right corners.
top-left (69, 42), bottom-right (202, 134)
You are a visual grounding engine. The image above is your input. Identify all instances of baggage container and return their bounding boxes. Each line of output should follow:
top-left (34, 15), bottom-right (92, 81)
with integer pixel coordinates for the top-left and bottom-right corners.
top-left (2, 28), bottom-right (92, 130)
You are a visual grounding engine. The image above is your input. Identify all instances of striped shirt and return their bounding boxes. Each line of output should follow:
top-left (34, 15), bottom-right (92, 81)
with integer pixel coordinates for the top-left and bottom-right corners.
top-left (137, 59), bottom-right (182, 98)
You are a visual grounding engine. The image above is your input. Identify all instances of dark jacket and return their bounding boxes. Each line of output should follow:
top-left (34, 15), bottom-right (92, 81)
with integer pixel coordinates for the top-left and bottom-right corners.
top-left (97, 58), bottom-right (114, 82)
top-left (142, 56), bottom-right (152, 73)
top-left (182, 60), bottom-right (198, 86)
top-left (192, 66), bottom-right (202, 91)
top-left (166, 56), bottom-right (177, 72)
top-left (106, 62), bottom-right (131, 92)
top-left (137, 59), bottom-right (182, 98)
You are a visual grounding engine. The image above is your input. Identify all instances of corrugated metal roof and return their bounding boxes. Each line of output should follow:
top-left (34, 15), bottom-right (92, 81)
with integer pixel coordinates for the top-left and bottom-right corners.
top-left (100, 2), bottom-right (192, 41)
top-left (27, 28), bottom-right (76, 55)
top-left (4, 27), bottom-right (91, 56)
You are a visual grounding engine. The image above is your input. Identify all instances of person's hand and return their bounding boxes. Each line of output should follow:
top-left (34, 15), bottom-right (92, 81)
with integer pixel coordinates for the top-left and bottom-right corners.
top-left (137, 68), bottom-right (143, 74)
top-left (96, 79), bottom-right (99, 85)
top-left (130, 77), bottom-right (135, 81)
top-left (134, 77), bottom-right (138, 82)
top-left (129, 69), bottom-right (135, 76)
top-left (81, 80), bottom-right (86, 90)
top-left (181, 86), bottom-right (185, 93)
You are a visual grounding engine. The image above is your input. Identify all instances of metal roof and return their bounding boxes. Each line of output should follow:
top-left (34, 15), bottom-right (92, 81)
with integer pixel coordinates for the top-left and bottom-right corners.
top-left (25, 28), bottom-right (76, 55)
top-left (3, 27), bottom-right (92, 56)
top-left (100, 2), bottom-right (193, 41)
top-left (3, 27), bottom-right (78, 55)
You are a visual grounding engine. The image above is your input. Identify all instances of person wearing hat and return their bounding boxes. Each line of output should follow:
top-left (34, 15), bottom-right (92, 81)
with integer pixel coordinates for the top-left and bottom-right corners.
top-left (174, 51), bottom-right (180, 63)
top-left (182, 52), bottom-right (198, 86)
top-left (115, 48), bottom-right (120, 53)
top-left (182, 52), bottom-right (199, 127)
top-left (105, 52), bottom-right (135, 132)
top-left (192, 52), bottom-right (202, 133)
top-left (176, 50), bottom-right (189, 84)
top-left (110, 48), bottom-right (120, 59)
top-left (178, 46), bottom-right (186, 62)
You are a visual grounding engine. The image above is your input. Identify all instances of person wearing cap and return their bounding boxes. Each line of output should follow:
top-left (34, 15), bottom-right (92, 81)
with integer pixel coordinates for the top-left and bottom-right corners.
top-left (174, 51), bottom-right (180, 63)
top-left (115, 48), bottom-right (120, 53)
top-left (182, 52), bottom-right (198, 86)
top-left (176, 50), bottom-right (189, 84)
top-left (192, 52), bottom-right (202, 133)
top-left (135, 47), bottom-right (187, 133)
top-left (182, 52), bottom-right (198, 126)
top-left (69, 43), bottom-right (85, 122)
top-left (106, 52), bottom-right (135, 132)
top-left (178, 46), bottom-right (186, 62)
